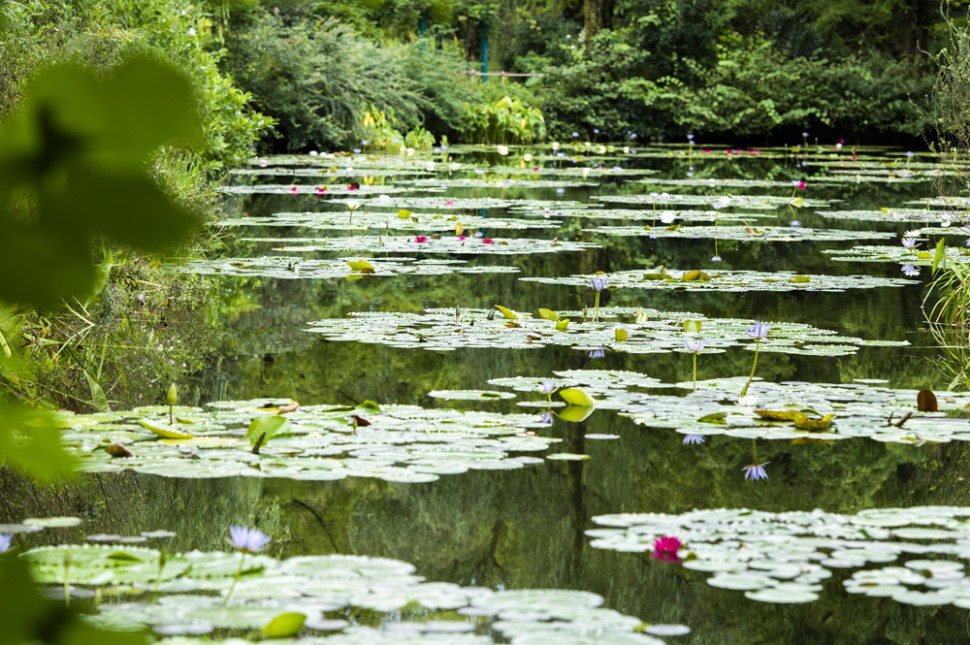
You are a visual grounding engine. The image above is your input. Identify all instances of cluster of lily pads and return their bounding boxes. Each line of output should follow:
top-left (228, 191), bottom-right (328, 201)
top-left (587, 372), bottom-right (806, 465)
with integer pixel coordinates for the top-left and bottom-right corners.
top-left (587, 506), bottom-right (970, 607)
top-left (8, 520), bottom-right (686, 644)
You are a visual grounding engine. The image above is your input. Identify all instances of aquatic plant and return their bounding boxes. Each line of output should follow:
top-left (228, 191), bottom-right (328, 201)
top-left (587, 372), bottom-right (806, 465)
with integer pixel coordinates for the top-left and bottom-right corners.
top-left (225, 525), bottom-right (271, 606)
top-left (740, 323), bottom-right (769, 397)
top-left (685, 338), bottom-right (706, 392)
top-left (742, 462), bottom-right (769, 481)
top-left (590, 276), bottom-right (607, 322)
top-left (652, 536), bottom-right (682, 562)
top-left (0, 534), bottom-right (12, 553)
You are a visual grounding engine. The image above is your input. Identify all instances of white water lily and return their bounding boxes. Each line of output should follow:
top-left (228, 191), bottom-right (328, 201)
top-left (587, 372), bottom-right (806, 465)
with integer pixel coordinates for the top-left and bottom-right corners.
top-left (496, 145), bottom-right (509, 156)
top-left (346, 201), bottom-right (360, 211)
top-left (523, 153), bottom-right (533, 162)
top-left (737, 395), bottom-right (759, 407)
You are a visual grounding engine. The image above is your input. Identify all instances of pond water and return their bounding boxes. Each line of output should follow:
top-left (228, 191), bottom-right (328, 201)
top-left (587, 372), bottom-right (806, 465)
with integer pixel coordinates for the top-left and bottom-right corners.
top-left (10, 143), bottom-right (970, 643)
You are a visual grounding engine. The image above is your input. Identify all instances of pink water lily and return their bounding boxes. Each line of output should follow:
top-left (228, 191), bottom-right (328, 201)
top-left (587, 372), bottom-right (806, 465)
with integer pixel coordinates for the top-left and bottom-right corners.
top-left (415, 236), bottom-right (428, 243)
top-left (482, 238), bottom-right (494, 244)
top-left (652, 536), bottom-right (682, 562)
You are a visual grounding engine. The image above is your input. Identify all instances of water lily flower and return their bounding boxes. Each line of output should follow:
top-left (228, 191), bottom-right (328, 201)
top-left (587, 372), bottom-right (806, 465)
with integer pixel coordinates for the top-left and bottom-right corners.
top-left (352, 148), bottom-right (361, 153)
top-left (346, 201), bottom-right (360, 211)
top-left (593, 128), bottom-right (600, 134)
top-left (415, 236), bottom-right (428, 243)
top-left (538, 411), bottom-right (554, 424)
top-left (229, 526), bottom-right (270, 553)
top-left (309, 150), bottom-right (318, 156)
top-left (661, 212), bottom-right (677, 224)
top-left (496, 145), bottom-right (509, 156)
top-left (458, 235), bottom-right (467, 241)
top-left (902, 238), bottom-right (918, 249)
top-left (361, 139), bottom-right (369, 145)
top-left (571, 131), bottom-right (579, 137)
top-left (703, 149), bottom-right (712, 154)
top-left (588, 348), bottom-right (605, 359)
top-left (738, 395), bottom-right (759, 407)
top-left (538, 381), bottom-right (558, 402)
top-left (590, 277), bottom-right (608, 292)
top-left (482, 238), bottom-right (494, 244)
top-left (746, 322), bottom-right (770, 339)
top-left (906, 151), bottom-right (915, 158)
top-left (741, 324), bottom-right (769, 397)
top-left (686, 133), bottom-right (694, 142)
top-left (257, 158), bottom-right (268, 168)
top-left (474, 168), bottom-right (485, 175)
top-left (290, 186), bottom-right (298, 193)
top-left (551, 142), bottom-right (560, 151)
top-left (789, 220), bottom-right (801, 227)
top-left (711, 255), bottom-right (722, 262)
top-left (965, 238), bottom-right (970, 248)
top-left (555, 188), bottom-right (565, 195)
top-left (0, 534), bottom-right (12, 553)
top-left (474, 231), bottom-right (484, 238)
top-left (685, 339), bottom-right (705, 353)
top-left (901, 264), bottom-right (920, 277)
top-left (652, 536), bottom-right (682, 562)
top-left (797, 181), bottom-right (806, 190)
top-left (742, 463), bottom-right (770, 481)
top-left (682, 434), bottom-right (705, 445)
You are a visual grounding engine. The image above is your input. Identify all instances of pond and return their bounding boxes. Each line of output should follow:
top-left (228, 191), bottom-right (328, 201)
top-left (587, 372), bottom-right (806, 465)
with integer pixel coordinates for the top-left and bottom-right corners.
top-left (8, 142), bottom-right (970, 643)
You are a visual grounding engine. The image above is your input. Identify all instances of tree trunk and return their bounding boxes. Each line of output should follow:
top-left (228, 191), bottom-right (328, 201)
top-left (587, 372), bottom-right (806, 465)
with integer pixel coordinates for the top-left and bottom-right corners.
top-left (583, 0), bottom-right (614, 44)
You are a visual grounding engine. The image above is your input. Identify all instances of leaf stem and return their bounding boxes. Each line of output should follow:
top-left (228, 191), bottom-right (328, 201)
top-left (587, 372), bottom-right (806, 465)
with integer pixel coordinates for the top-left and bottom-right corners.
top-left (740, 338), bottom-right (761, 397)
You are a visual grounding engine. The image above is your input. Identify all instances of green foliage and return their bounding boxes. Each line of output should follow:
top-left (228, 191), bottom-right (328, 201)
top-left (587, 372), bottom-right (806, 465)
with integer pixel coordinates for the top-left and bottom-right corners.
top-left (0, 0), bottom-right (270, 172)
top-left (0, 57), bottom-right (201, 308)
top-left (0, 556), bottom-right (148, 645)
top-left (461, 94), bottom-right (546, 144)
top-left (224, 13), bottom-right (476, 151)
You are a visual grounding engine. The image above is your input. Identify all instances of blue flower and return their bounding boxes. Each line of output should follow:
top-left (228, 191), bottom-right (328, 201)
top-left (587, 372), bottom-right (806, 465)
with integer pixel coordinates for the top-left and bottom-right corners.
top-left (0, 534), bottom-right (12, 553)
top-left (538, 380), bottom-right (558, 395)
top-left (593, 128), bottom-right (600, 134)
top-left (361, 139), bottom-right (369, 145)
top-left (901, 264), bottom-right (920, 277)
top-left (682, 434), bottom-right (705, 445)
top-left (710, 255), bottom-right (722, 262)
top-left (686, 133), bottom-right (694, 141)
top-left (789, 220), bottom-right (801, 227)
top-left (906, 151), bottom-right (915, 158)
top-left (538, 411), bottom-right (555, 424)
top-left (742, 463), bottom-right (769, 481)
top-left (801, 131), bottom-right (809, 138)
top-left (685, 339), bottom-right (706, 353)
top-left (229, 526), bottom-right (270, 553)
top-left (590, 277), bottom-right (608, 292)
top-left (555, 188), bottom-right (565, 195)
top-left (901, 238), bottom-right (918, 249)
top-left (588, 348), bottom-right (605, 359)
top-left (746, 322), bottom-right (770, 340)
top-left (352, 148), bottom-right (361, 154)
top-left (571, 131), bottom-right (579, 137)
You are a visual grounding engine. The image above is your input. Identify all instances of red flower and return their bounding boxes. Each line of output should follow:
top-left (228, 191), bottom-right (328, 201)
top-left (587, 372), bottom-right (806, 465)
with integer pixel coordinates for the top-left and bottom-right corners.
top-left (290, 186), bottom-right (298, 193)
top-left (482, 238), bottom-right (494, 244)
top-left (797, 180), bottom-right (807, 190)
top-left (415, 236), bottom-right (428, 243)
top-left (703, 149), bottom-right (712, 154)
top-left (652, 536), bottom-right (682, 563)
top-left (347, 185), bottom-right (358, 191)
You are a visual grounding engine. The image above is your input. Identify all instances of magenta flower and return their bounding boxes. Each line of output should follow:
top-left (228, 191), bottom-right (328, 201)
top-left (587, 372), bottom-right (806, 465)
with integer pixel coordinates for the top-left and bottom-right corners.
top-left (347, 185), bottom-right (358, 191)
top-left (228, 526), bottom-right (270, 553)
top-left (415, 236), bottom-right (428, 243)
top-left (483, 238), bottom-right (495, 244)
top-left (652, 536), bottom-right (682, 562)
top-left (458, 235), bottom-right (467, 241)
top-left (797, 180), bottom-right (806, 190)
top-left (290, 186), bottom-right (298, 193)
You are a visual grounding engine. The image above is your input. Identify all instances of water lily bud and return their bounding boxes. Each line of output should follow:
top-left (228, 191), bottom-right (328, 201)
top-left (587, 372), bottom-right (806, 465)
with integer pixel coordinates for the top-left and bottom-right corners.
top-left (166, 383), bottom-right (178, 407)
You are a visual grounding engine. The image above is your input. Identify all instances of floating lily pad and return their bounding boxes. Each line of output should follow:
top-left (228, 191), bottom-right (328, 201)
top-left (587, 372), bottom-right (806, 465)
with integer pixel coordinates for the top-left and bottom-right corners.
top-left (819, 209), bottom-right (964, 224)
top-left (57, 400), bottom-right (562, 483)
top-left (305, 307), bottom-right (903, 358)
top-left (217, 211), bottom-right (562, 232)
top-left (258, 235), bottom-right (599, 256)
top-left (590, 225), bottom-right (893, 242)
top-left (824, 244), bottom-right (970, 266)
top-left (588, 506), bottom-right (970, 608)
top-left (20, 545), bottom-right (669, 644)
top-left (594, 193), bottom-right (834, 210)
top-left (521, 269), bottom-right (917, 293)
top-left (175, 257), bottom-right (519, 280)
top-left (219, 184), bottom-right (420, 196)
